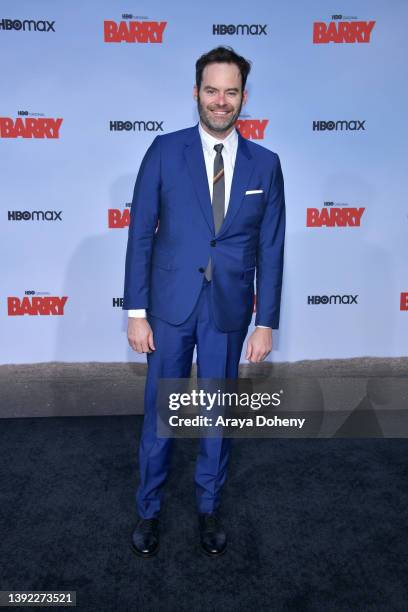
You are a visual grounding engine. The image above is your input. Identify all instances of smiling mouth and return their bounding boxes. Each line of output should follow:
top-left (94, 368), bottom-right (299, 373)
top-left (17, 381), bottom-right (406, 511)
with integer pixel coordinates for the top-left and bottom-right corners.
top-left (210, 109), bottom-right (231, 117)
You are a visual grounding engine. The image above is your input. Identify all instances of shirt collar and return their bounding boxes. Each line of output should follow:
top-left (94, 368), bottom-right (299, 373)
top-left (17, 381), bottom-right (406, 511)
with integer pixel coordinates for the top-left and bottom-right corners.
top-left (198, 121), bottom-right (238, 156)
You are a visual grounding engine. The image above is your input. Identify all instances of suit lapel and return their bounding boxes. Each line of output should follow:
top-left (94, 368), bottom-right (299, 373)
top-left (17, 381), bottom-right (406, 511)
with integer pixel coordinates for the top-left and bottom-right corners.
top-left (184, 126), bottom-right (214, 233)
top-left (217, 131), bottom-right (255, 237)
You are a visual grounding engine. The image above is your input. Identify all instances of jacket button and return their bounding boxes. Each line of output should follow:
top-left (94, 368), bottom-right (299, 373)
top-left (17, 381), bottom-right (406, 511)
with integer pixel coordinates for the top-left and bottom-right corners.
top-left (198, 267), bottom-right (205, 273)
top-left (210, 239), bottom-right (216, 247)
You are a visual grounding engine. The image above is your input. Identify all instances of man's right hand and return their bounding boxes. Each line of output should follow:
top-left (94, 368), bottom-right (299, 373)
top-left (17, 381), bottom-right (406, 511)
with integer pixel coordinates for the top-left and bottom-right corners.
top-left (127, 318), bottom-right (156, 353)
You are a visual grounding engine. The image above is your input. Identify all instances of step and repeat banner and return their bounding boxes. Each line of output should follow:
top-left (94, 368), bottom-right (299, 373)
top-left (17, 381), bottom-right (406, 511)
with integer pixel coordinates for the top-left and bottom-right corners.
top-left (1, 0), bottom-right (407, 364)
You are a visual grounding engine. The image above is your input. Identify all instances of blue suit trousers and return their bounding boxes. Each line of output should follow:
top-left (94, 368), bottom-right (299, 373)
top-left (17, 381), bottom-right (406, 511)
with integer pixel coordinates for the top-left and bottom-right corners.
top-left (136, 277), bottom-right (248, 518)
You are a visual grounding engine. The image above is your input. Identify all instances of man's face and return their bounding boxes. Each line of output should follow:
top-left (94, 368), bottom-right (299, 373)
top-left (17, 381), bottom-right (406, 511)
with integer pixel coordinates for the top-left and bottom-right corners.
top-left (194, 62), bottom-right (248, 136)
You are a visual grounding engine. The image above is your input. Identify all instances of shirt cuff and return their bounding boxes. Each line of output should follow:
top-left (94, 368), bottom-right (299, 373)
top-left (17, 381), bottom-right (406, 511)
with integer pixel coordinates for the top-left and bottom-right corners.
top-left (256, 325), bottom-right (271, 329)
top-left (128, 309), bottom-right (147, 318)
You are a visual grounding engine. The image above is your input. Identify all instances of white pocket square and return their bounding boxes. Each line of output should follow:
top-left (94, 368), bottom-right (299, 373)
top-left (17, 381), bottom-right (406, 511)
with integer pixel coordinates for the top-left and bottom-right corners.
top-left (245, 189), bottom-right (263, 195)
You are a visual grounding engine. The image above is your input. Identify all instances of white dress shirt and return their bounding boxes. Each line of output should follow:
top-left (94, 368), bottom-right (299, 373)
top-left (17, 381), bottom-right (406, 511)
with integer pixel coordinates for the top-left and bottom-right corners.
top-left (128, 122), bottom-right (270, 329)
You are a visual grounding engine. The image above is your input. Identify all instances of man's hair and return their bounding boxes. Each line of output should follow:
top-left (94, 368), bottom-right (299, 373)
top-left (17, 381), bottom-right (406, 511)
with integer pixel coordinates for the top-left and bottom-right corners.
top-left (195, 46), bottom-right (251, 92)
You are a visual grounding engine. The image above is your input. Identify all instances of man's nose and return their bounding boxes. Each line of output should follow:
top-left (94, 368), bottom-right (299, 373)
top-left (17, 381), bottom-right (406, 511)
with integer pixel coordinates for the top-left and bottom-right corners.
top-left (215, 92), bottom-right (227, 106)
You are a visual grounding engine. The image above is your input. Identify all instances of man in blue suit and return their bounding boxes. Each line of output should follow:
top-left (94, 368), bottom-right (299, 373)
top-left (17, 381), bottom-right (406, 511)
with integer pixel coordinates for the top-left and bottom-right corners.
top-left (123, 46), bottom-right (285, 557)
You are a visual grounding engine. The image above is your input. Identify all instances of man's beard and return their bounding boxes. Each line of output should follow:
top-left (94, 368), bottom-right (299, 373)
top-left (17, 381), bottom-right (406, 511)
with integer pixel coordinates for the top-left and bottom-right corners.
top-left (197, 93), bottom-right (243, 134)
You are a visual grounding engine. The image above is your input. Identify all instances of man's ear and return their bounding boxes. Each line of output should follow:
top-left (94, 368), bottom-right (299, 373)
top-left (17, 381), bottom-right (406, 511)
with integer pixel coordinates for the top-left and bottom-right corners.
top-left (193, 84), bottom-right (198, 100)
top-left (242, 89), bottom-right (248, 106)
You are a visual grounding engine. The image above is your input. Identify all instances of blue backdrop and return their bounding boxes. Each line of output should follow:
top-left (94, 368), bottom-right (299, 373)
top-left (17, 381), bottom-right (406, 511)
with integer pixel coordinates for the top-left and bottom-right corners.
top-left (1, 0), bottom-right (407, 363)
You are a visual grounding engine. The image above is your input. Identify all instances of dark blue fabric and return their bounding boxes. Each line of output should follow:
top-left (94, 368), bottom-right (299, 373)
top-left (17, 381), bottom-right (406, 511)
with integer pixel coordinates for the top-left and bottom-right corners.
top-left (122, 123), bottom-right (285, 331)
top-left (136, 279), bottom-right (248, 518)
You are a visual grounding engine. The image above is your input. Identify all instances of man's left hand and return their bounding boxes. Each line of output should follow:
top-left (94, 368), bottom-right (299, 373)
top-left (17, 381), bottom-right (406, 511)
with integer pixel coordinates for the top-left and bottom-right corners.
top-left (245, 327), bottom-right (272, 363)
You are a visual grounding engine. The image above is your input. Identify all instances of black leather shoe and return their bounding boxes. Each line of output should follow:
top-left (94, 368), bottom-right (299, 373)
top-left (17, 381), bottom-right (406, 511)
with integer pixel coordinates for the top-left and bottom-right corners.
top-left (130, 518), bottom-right (159, 557)
top-left (198, 512), bottom-right (227, 556)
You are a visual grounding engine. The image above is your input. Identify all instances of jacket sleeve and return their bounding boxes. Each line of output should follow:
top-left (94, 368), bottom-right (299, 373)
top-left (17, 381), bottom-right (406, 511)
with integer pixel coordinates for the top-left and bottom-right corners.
top-left (122, 136), bottom-right (161, 310)
top-left (255, 153), bottom-right (286, 328)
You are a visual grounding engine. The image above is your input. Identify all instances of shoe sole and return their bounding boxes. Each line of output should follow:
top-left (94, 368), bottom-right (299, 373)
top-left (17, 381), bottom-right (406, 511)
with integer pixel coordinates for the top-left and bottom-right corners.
top-left (130, 541), bottom-right (160, 558)
top-left (199, 544), bottom-right (227, 557)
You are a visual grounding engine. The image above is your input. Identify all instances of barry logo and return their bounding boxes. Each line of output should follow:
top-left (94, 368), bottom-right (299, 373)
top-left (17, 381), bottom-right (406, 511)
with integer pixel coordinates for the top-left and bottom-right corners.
top-left (109, 207), bottom-right (130, 229)
top-left (313, 19), bottom-right (375, 44)
top-left (104, 19), bottom-right (167, 43)
top-left (8, 296), bottom-right (68, 316)
top-left (307, 207), bottom-right (365, 227)
top-left (0, 117), bottom-right (63, 139)
top-left (236, 119), bottom-right (268, 140)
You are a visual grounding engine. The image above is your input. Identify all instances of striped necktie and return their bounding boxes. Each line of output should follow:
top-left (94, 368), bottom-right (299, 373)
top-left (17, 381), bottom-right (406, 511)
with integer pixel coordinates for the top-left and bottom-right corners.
top-left (204, 143), bottom-right (225, 281)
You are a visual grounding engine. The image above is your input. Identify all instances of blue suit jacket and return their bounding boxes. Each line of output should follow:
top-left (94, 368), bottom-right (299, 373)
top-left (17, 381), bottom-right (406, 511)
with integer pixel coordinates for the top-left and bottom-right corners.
top-left (123, 123), bottom-right (285, 332)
